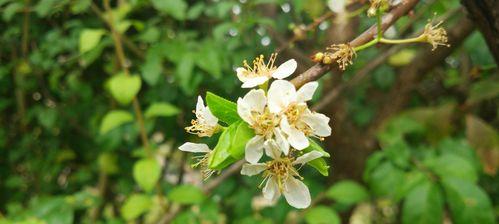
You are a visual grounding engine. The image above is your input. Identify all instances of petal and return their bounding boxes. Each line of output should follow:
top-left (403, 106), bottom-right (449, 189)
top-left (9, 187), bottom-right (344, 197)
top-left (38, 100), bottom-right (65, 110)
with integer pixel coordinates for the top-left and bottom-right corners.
top-left (274, 128), bottom-right (290, 155)
top-left (293, 151), bottom-right (324, 165)
top-left (302, 111), bottom-right (331, 137)
top-left (237, 97), bottom-right (253, 125)
top-left (203, 107), bottom-right (219, 126)
top-left (245, 135), bottom-right (265, 164)
top-left (241, 76), bottom-right (269, 88)
top-left (241, 163), bottom-right (266, 176)
top-left (195, 96), bottom-right (205, 113)
top-left (328, 0), bottom-right (346, 13)
top-left (271, 59), bottom-right (297, 79)
top-left (263, 176), bottom-right (281, 202)
top-left (283, 177), bottom-right (311, 209)
top-left (280, 117), bottom-right (309, 150)
top-left (179, 142), bottom-right (211, 153)
top-left (236, 67), bottom-right (248, 82)
top-left (296, 81), bottom-right (318, 103)
top-left (264, 140), bottom-right (282, 160)
top-left (243, 89), bottom-right (267, 114)
top-left (267, 80), bottom-right (297, 114)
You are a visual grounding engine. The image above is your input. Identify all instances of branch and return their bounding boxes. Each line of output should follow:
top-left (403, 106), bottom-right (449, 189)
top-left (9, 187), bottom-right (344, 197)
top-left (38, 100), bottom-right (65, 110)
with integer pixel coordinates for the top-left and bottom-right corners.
top-left (290, 0), bottom-right (421, 88)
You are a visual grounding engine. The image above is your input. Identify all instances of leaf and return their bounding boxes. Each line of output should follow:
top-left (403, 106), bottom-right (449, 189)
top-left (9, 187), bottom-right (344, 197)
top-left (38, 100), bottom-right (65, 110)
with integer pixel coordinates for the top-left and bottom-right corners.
top-left (388, 49), bottom-right (417, 66)
top-left (79, 29), bottom-right (105, 54)
top-left (442, 178), bottom-right (495, 224)
top-left (34, 0), bottom-right (58, 17)
top-left (98, 153), bottom-right (119, 175)
top-left (168, 185), bottom-right (205, 205)
top-left (304, 206), bottom-right (340, 224)
top-left (195, 42), bottom-right (222, 79)
top-left (366, 161), bottom-right (405, 200)
top-left (141, 44), bottom-right (163, 86)
top-left (99, 110), bottom-right (134, 134)
top-left (151, 0), bottom-right (187, 20)
top-left (120, 194), bottom-right (152, 221)
top-left (175, 53), bottom-right (195, 94)
top-left (302, 139), bottom-right (330, 176)
top-left (427, 154), bottom-right (478, 182)
top-left (466, 80), bottom-right (499, 105)
top-left (326, 180), bottom-right (369, 205)
top-left (133, 158), bottom-right (161, 192)
top-left (208, 122), bottom-right (244, 170)
top-left (402, 181), bottom-right (444, 224)
top-left (144, 103), bottom-right (180, 119)
top-left (205, 92), bottom-right (240, 125)
top-left (108, 73), bottom-right (142, 105)
top-left (466, 115), bottom-right (499, 175)
top-left (228, 122), bottom-right (254, 159)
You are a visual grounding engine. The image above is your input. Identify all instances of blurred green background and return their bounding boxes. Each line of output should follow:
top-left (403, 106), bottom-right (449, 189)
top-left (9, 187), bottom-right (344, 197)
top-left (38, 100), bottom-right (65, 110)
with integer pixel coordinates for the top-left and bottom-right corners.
top-left (0, 0), bottom-right (497, 223)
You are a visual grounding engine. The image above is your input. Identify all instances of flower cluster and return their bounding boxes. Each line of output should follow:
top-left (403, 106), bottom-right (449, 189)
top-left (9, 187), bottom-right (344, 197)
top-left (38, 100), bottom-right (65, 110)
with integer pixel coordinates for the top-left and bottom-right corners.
top-left (421, 20), bottom-right (450, 51)
top-left (179, 54), bottom-right (332, 209)
top-left (312, 44), bottom-right (357, 70)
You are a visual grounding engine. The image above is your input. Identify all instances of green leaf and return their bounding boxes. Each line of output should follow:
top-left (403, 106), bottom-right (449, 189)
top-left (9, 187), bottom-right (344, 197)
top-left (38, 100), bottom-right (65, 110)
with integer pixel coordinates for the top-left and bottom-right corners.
top-left (98, 153), bottom-right (119, 175)
top-left (442, 178), bottom-right (494, 224)
top-left (402, 181), bottom-right (444, 224)
top-left (208, 121), bottom-right (250, 170)
top-left (108, 73), bottom-right (142, 105)
top-left (99, 110), bottom-right (134, 134)
top-left (304, 206), bottom-right (340, 224)
top-left (79, 29), bottom-right (105, 54)
top-left (366, 161), bottom-right (405, 200)
top-left (120, 194), bottom-right (152, 221)
top-left (144, 103), bottom-right (180, 119)
top-left (195, 42), bottom-right (222, 79)
top-left (168, 185), bottom-right (205, 205)
top-left (427, 154), bottom-right (478, 183)
top-left (205, 92), bottom-right (240, 125)
top-left (34, 0), bottom-right (58, 17)
top-left (326, 181), bottom-right (369, 205)
top-left (388, 49), bottom-right (416, 66)
top-left (141, 44), bottom-right (163, 86)
top-left (151, 0), bottom-right (187, 20)
top-left (133, 158), bottom-right (161, 192)
top-left (302, 139), bottom-right (330, 176)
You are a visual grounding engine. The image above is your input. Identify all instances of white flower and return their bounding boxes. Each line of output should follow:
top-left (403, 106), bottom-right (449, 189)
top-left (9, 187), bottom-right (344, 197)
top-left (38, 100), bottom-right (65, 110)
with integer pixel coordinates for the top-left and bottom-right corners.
top-left (328, 0), bottom-right (346, 13)
top-left (236, 54), bottom-right (297, 88)
top-left (179, 142), bottom-right (215, 179)
top-left (267, 80), bottom-right (332, 150)
top-left (241, 141), bottom-right (325, 209)
top-left (185, 96), bottom-right (220, 137)
top-left (237, 89), bottom-right (289, 163)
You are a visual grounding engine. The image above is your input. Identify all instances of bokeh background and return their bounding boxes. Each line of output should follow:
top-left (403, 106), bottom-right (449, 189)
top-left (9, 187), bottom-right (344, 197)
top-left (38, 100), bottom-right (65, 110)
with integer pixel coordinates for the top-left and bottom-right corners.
top-left (0, 0), bottom-right (497, 223)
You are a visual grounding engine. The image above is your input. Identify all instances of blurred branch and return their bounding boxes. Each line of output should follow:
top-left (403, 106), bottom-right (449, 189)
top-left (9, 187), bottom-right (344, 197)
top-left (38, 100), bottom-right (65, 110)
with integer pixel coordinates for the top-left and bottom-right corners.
top-left (461, 0), bottom-right (499, 64)
top-left (290, 0), bottom-right (421, 88)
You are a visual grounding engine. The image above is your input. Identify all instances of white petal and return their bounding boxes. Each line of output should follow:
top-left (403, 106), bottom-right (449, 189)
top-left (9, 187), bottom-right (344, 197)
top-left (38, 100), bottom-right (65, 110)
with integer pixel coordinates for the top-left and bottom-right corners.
top-left (302, 111), bottom-right (331, 137)
top-left (267, 80), bottom-right (297, 114)
top-left (280, 117), bottom-right (309, 150)
top-left (264, 140), bottom-right (282, 160)
top-left (328, 0), bottom-right (346, 13)
top-left (263, 176), bottom-right (281, 202)
top-left (245, 135), bottom-right (265, 164)
top-left (293, 151), bottom-right (323, 165)
top-left (271, 59), bottom-right (297, 79)
top-left (179, 142), bottom-right (211, 153)
top-left (195, 96), bottom-right (205, 113)
top-left (243, 89), bottom-right (267, 114)
top-left (236, 67), bottom-right (248, 82)
top-left (274, 128), bottom-right (290, 155)
top-left (283, 177), bottom-right (311, 209)
top-left (237, 97), bottom-right (253, 125)
top-left (296, 81), bottom-right (318, 103)
top-left (241, 163), bottom-right (266, 176)
top-left (241, 76), bottom-right (269, 88)
top-left (203, 107), bottom-right (219, 126)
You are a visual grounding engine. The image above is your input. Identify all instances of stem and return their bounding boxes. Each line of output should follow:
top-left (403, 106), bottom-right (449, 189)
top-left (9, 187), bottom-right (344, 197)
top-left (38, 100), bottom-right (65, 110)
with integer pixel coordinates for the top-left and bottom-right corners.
top-left (347, 5), bottom-right (369, 18)
top-left (353, 38), bottom-right (379, 51)
top-left (376, 10), bottom-right (382, 40)
top-left (103, 0), bottom-right (151, 155)
top-left (379, 36), bottom-right (425, 44)
top-left (259, 81), bottom-right (269, 92)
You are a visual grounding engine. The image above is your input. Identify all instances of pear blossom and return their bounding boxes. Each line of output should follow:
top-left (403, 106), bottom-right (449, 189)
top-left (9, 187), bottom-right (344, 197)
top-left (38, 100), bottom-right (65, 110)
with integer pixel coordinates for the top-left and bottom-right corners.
top-left (327, 44), bottom-right (357, 70)
top-left (179, 142), bottom-right (216, 179)
top-left (421, 20), bottom-right (449, 51)
top-left (236, 54), bottom-right (297, 88)
top-left (267, 80), bottom-right (331, 150)
top-left (241, 141), bottom-right (325, 209)
top-left (237, 89), bottom-right (289, 163)
top-left (185, 96), bottom-right (220, 137)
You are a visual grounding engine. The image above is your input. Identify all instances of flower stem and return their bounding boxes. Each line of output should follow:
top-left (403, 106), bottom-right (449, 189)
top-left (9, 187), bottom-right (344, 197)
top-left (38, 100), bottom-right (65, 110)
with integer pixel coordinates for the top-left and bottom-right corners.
top-left (376, 10), bottom-right (382, 40)
top-left (379, 36), bottom-right (425, 44)
top-left (353, 38), bottom-right (379, 51)
top-left (259, 81), bottom-right (269, 92)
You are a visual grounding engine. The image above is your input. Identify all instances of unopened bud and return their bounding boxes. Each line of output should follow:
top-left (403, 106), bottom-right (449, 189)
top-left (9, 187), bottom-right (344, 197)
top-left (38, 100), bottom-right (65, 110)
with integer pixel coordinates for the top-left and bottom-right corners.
top-left (312, 52), bottom-right (324, 63)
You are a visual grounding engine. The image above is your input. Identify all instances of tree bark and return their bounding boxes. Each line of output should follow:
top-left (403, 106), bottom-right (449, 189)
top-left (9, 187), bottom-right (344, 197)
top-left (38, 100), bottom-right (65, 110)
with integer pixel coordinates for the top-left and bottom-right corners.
top-left (461, 0), bottom-right (499, 64)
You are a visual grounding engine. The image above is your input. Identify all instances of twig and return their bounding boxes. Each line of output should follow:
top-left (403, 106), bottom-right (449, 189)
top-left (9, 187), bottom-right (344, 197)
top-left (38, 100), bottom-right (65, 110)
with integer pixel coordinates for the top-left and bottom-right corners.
top-left (290, 0), bottom-right (421, 88)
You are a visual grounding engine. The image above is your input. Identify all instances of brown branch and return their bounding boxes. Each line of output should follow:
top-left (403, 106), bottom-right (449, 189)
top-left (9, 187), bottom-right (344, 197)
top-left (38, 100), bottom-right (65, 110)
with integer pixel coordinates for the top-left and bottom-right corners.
top-left (290, 0), bottom-right (421, 88)
top-left (461, 0), bottom-right (499, 64)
